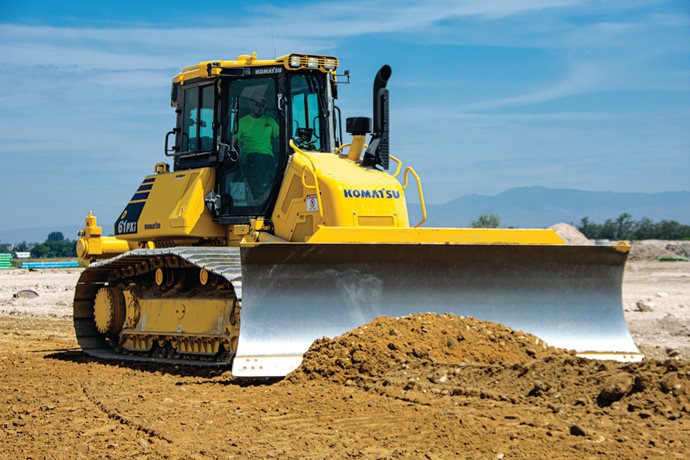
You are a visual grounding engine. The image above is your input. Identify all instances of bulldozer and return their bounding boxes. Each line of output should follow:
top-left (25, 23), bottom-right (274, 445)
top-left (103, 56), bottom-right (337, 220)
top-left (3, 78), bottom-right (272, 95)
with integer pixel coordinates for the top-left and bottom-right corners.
top-left (73, 53), bottom-right (641, 377)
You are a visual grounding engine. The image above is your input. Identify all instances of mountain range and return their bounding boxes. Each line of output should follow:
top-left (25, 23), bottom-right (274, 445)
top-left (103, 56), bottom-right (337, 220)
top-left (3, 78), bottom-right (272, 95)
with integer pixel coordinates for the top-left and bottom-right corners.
top-left (1, 187), bottom-right (689, 244)
top-left (407, 186), bottom-right (690, 228)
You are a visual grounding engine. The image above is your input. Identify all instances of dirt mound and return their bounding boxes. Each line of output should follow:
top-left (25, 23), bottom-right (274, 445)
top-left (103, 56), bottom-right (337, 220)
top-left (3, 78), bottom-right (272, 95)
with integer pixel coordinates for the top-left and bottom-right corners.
top-left (289, 314), bottom-right (572, 384)
top-left (289, 314), bottom-right (689, 426)
top-left (629, 240), bottom-right (690, 261)
top-left (666, 241), bottom-right (690, 258)
top-left (550, 223), bottom-right (593, 245)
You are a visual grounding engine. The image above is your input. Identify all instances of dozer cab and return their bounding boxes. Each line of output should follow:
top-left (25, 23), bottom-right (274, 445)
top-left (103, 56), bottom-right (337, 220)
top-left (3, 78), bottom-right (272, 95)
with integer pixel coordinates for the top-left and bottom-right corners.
top-left (74, 53), bottom-right (641, 377)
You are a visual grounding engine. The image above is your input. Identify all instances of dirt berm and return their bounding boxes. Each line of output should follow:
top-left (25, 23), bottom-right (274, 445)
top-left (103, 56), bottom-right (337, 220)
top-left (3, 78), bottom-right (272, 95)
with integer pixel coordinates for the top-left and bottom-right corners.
top-left (290, 314), bottom-right (688, 421)
top-left (290, 314), bottom-right (571, 383)
top-left (286, 314), bottom-right (689, 457)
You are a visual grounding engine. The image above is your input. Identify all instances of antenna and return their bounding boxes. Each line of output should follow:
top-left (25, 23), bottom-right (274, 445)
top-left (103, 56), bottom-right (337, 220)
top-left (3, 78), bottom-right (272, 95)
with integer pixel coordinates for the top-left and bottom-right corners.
top-left (270, 1), bottom-right (275, 59)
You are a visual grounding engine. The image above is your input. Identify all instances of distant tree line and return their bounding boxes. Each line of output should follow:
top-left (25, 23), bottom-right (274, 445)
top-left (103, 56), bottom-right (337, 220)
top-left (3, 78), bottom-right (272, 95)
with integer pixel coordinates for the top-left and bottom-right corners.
top-left (468, 212), bottom-right (690, 240)
top-left (577, 214), bottom-right (690, 240)
top-left (0, 232), bottom-right (75, 258)
top-left (470, 214), bottom-right (501, 229)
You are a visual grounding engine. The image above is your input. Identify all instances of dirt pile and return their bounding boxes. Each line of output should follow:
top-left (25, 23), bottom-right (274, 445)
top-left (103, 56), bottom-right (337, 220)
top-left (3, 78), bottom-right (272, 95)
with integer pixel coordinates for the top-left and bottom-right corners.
top-left (629, 240), bottom-right (690, 261)
top-left (290, 314), bottom-right (689, 424)
top-left (290, 314), bottom-right (572, 384)
top-left (550, 223), bottom-right (593, 245)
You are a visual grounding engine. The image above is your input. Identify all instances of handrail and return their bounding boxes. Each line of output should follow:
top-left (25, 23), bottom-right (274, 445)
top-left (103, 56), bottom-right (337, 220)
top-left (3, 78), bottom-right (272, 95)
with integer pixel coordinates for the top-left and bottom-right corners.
top-left (290, 139), bottom-right (324, 222)
top-left (333, 142), bottom-right (369, 156)
top-left (289, 138), bottom-right (304, 154)
top-left (402, 166), bottom-right (427, 228)
top-left (389, 154), bottom-right (403, 178)
top-left (333, 143), bottom-right (351, 155)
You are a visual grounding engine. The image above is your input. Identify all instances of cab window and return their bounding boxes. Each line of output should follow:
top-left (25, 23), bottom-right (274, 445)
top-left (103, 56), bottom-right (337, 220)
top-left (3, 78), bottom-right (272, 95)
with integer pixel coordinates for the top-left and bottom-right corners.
top-left (180, 84), bottom-right (215, 153)
top-left (290, 74), bottom-right (325, 151)
top-left (199, 86), bottom-right (214, 151)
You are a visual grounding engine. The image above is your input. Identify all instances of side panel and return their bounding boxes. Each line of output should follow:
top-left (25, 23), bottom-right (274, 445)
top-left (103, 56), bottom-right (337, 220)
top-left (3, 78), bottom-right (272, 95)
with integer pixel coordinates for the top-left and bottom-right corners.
top-left (114, 168), bottom-right (225, 241)
top-left (272, 152), bottom-right (410, 241)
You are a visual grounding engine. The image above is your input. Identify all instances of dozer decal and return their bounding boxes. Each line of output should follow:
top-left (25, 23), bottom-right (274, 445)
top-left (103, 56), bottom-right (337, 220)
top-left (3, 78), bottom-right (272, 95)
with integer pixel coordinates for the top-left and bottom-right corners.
top-left (130, 191), bottom-right (150, 201)
top-left (114, 177), bottom-right (155, 235)
top-left (115, 201), bottom-right (145, 235)
top-left (253, 67), bottom-right (283, 75)
top-left (343, 188), bottom-right (400, 199)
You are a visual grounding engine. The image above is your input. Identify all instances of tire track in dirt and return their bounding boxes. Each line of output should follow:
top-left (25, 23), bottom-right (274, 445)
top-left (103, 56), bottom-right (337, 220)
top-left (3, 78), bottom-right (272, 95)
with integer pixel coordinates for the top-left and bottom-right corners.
top-left (369, 374), bottom-right (521, 406)
top-left (80, 383), bottom-right (173, 444)
top-left (255, 409), bottom-right (464, 458)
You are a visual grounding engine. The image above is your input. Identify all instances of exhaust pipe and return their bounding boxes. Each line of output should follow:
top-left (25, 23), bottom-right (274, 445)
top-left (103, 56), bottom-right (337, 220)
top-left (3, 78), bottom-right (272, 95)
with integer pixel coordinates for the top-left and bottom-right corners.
top-left (363, 65), bottom-right (392, 169)
top-left (372, 65), bottom-right (392, 135)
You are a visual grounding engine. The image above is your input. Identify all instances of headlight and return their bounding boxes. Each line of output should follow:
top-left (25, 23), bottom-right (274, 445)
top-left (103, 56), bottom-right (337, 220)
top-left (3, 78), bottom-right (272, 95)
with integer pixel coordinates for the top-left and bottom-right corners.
top-left (307, 57), bottom-right (319, 68)
top-left (323, 58), bottom-right (336, 70)
top-left (289, 55), bottom-right (302, 68)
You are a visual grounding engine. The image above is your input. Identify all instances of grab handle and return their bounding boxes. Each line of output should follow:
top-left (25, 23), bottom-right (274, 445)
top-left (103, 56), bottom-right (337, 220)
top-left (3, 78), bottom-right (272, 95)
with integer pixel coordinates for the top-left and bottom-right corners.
top-left (388, 154), bottom-right (403, 178)
top-left (291, 139), bottom-right (324, 222)
top-left (402, 167), bottom-right (427, 227)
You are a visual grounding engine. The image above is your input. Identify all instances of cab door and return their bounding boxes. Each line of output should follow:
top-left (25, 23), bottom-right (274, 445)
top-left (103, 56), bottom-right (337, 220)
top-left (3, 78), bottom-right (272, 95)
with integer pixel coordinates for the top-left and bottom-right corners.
top-left (217, 73), bottom-right (286, 222)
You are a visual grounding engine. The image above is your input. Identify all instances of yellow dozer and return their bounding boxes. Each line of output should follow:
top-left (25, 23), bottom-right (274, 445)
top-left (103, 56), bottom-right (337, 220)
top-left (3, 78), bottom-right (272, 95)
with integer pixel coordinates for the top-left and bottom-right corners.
top-left (74, 53), bottom-right (640, 377)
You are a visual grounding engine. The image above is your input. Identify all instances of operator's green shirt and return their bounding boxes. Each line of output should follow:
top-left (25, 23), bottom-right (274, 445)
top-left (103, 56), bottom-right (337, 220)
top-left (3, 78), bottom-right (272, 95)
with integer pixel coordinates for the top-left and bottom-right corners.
top-left (238, 115), bottom-right (279, 155)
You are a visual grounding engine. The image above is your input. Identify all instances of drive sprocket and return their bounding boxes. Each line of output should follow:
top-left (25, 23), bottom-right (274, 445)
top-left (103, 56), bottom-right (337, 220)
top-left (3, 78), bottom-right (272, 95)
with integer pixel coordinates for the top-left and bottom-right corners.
top-left (93, 287), bottom-right (126, 335)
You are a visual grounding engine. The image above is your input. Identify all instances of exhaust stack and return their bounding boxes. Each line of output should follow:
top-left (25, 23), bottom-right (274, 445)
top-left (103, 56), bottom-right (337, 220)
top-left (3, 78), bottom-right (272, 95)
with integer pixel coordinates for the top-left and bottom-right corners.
top-left (363, 65), bottom-right (392, 169)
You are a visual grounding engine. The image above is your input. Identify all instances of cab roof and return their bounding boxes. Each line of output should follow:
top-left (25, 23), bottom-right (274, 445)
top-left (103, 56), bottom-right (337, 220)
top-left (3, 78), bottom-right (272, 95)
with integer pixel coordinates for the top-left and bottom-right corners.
top-left (173, 52), bottom-right (339, 84)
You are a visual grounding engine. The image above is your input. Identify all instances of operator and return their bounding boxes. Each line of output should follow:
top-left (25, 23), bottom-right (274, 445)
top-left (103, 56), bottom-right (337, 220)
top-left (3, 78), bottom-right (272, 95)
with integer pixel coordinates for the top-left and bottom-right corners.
top-left (237, 96), bottom-right (280, 200)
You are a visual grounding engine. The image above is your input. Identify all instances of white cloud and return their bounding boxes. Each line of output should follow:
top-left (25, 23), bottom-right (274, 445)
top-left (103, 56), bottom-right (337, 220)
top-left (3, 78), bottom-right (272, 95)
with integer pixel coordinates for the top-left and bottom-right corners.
top-left (0, 0), bottom-right (590, 73)
top-left (459, 61), bottom-right (604, 111)
top-left (260, 0), bottom-right (586, 37)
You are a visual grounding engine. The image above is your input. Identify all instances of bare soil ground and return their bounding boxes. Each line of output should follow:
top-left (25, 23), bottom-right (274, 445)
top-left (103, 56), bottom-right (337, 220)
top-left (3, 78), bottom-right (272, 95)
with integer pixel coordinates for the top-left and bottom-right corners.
top-left (0, 253), bottom-right (688, 459)
top-left (623, 261), bottom-right (690, 361)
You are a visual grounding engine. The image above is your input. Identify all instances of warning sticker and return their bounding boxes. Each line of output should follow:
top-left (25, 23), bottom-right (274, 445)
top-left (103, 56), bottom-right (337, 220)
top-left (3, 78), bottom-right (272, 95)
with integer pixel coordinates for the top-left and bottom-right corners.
top-left (306, 194), bottom-right (319, 212)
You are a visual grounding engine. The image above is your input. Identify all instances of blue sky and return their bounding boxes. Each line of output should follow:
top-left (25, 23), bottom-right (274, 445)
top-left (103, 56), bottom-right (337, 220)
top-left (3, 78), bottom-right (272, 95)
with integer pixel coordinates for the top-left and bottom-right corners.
top-left (0, 0), bottom-right (689, 230)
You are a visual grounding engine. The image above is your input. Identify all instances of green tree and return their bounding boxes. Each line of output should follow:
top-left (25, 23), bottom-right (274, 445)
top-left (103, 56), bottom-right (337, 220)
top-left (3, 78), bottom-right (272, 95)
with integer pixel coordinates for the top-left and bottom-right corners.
top-left (658, 220), bottom-right (683, 239)
top-left (31, 243), bottom-right (51, 258)
top-left (28, 232), bottom-right (75, 258)
top-left (614, 213), bottom-right (635, 239)
top-left (47, 231), bottom-right (65, 242)
top-left (15, 241), bottom-right (31, 252)
top-left (470, 214), bottom-right (501, 228)
top-left (634, 218), bottom-right (655, 240)
top-left (578, 217), bottom-right (599, 239)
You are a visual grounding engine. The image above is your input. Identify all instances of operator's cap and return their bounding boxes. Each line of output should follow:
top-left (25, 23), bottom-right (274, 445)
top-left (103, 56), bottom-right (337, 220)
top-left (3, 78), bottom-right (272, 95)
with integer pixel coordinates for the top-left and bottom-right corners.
top-left (241, 84), bottom-right (270, 102)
